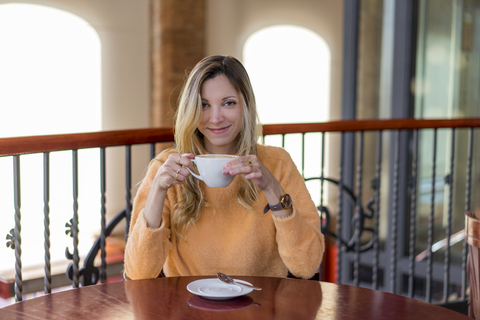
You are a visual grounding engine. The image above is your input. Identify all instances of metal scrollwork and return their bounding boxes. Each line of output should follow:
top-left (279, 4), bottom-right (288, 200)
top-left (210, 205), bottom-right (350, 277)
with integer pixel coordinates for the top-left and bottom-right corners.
top-left (5, 228), bottom-right (15, 249)
top-left (65, 218), bottom-right (75, 260)
top-left (65, 218), bottom-right (73, 237)
top-left (65, 209), bottom-right (127, 286)
top-left (313, 177), bottom-right (377, 253)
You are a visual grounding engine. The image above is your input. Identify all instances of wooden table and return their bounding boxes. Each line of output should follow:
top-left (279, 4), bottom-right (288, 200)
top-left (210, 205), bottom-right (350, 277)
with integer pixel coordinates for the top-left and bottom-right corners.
top-left (0, 276), bottom-right (470, 319)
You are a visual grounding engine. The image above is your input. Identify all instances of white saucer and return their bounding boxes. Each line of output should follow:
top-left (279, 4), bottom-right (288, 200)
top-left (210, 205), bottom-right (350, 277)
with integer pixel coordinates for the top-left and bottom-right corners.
top-left (186, 278), bottom-right (254, 300)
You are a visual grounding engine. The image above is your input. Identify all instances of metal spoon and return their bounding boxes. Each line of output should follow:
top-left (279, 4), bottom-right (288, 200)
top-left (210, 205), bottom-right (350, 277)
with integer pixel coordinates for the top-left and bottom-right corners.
top-left (217, 272), bottom-right (262, 290)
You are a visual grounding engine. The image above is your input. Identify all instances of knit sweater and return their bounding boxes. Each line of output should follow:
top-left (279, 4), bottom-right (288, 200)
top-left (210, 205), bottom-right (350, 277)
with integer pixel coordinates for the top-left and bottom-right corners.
top-left (124, 144), bottom-right (324, 280)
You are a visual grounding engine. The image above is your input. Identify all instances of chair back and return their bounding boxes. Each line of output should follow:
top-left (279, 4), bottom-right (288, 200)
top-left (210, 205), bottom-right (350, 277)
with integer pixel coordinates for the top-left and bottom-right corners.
top-left (466, 211), bottom-right (480, 319)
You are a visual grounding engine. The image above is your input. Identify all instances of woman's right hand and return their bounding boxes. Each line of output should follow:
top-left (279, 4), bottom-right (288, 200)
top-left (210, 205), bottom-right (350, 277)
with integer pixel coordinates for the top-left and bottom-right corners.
top-left (144, 153), bottom-right (194, 229)
top-left (153, 153), bottom-right (195, 190)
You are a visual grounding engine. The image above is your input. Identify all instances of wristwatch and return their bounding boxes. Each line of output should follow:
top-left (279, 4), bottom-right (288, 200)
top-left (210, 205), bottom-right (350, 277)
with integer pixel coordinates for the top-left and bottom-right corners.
top-left (263, 194), bottom-right (292, 213)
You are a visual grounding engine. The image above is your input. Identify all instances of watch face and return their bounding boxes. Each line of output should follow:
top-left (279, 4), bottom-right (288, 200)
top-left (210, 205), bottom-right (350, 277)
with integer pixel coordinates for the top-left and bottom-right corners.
top-left (281, 194), bottom-right (292, 209)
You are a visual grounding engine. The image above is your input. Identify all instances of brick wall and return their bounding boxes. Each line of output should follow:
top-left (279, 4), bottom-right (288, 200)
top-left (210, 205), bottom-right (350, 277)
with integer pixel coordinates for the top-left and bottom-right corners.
top-left (151, 0), bottom-right (206, 128)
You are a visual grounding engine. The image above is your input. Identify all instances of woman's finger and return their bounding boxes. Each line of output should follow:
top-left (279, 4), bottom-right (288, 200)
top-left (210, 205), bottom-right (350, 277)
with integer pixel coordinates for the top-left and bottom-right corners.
top-left (172, 163), bottom-right (191, 182)
top-left (224, 156), bottom-right (257, 174)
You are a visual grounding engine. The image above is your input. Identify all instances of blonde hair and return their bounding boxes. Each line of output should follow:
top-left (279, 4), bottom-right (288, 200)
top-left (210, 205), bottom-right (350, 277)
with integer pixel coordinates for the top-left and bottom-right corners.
top-left (172, 55), bottom-right (262, 238)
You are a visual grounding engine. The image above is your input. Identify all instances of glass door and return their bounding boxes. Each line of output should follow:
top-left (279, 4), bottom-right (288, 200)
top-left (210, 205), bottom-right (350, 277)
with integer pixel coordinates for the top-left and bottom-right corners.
top-left (412, 0), bottom-right (480, 301)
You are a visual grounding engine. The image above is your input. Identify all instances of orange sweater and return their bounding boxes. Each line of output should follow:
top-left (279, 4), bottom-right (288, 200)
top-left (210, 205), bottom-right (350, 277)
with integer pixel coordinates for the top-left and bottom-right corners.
top-left (124, 145), bottom-right (324, 280)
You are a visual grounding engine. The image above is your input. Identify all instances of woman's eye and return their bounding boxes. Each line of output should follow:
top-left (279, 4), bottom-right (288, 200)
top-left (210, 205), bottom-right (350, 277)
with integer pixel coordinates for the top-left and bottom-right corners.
top-left (202, 103), bottom-right (209, 109)
top-left (224, 100), bottom-right (236, 107)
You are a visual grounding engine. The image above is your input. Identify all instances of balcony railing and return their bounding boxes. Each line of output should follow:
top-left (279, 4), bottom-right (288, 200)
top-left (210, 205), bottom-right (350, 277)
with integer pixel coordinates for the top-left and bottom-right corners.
top-left (1, 118), bottom-right (479, 308)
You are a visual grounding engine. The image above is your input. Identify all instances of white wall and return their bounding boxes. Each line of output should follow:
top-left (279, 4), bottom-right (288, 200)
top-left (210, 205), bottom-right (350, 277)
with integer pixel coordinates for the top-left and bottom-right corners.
top-left (206, 0), bottom-right (344, 120)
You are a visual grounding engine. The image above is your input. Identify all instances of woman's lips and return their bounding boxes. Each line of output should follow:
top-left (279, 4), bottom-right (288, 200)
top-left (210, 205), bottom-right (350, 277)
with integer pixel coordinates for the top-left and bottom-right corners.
top-left (208, 126), bottom-right (230, 134)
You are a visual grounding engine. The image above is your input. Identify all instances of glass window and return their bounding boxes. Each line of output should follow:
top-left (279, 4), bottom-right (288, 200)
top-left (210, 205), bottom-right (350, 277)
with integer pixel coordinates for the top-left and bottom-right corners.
top-left (412, 0), bottom-right (480, 278)
top-left (243, 25), bottom-right (331, 125)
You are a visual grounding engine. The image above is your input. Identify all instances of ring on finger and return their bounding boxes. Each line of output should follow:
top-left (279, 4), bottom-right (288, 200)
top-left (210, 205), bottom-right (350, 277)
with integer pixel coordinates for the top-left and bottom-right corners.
top-left (175, 168), bottom-right (181, 180)
top-left (246, 160), bottom-right (253, 167)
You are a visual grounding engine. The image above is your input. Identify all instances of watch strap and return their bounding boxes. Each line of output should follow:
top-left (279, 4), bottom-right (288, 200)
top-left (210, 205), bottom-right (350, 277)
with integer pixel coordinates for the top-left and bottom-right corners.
top-left (263, 202), bottom-right (284, 214)
top-left (263, 194), bottom-right (292, 214)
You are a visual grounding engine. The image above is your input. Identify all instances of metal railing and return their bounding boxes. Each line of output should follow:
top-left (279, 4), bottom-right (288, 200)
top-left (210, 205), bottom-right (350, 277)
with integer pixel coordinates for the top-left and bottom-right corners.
top-left (1, 118), bottom-right (479, 307)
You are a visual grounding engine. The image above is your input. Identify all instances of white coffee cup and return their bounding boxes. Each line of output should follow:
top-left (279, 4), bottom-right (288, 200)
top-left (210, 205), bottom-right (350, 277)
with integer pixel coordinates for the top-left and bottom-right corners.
top-left (187, 154), bottom-right (238, 188)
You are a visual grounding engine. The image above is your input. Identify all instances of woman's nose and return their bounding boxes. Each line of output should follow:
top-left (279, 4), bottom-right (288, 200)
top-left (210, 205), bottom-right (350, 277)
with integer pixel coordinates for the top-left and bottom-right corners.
top-left (209, 106), bottom-right (224, 123)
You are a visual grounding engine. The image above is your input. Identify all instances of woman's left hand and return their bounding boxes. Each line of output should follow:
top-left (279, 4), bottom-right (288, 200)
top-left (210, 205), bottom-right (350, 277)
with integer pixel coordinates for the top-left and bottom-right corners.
top-left (222, 155), bottom-right (278, 191)
top-left (224, 155), bottom-right (292, 218)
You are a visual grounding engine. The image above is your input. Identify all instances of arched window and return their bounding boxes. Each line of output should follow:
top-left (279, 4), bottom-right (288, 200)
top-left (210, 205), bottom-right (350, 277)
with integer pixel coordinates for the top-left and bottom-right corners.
top-left (0, 3), bottom-right (101, 137)
top-left (0, 3), bottom-right (101, 273)
top-left (243, 25), bottom-right (331, 125)
top-left (243, 25), bottom-right (331, 206)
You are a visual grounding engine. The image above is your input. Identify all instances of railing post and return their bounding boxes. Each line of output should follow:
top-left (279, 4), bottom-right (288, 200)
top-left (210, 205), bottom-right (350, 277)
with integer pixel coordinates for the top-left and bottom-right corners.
top-left (461, 127), bottom-right (474, 300)
top-left (426, 129), bottom-right (438, 303)
top-left (408, 129), bottom-right (419, 298)
top-left (353, 131), bottom-right (364, 286)
top-left (443, 128), bottom-right (455, 303)
top-left (125, 145), bottom-right (132, 242)
top-left (372, 130), bottom-right (383, 290)
top-left (100, 147), bottom-right (107, 283)
top-left (150, 143), bottom-right (156, 160)
top-left (72, 150), bottom-right (80, 288)
top-left (13, 155), bottom-right (22, 302)
top-left (337, 132), bottom-right (345, 284)
top-left (43, 152), bottom-right (51, 294)
top-left (389, 130), bottom-right (401, 294)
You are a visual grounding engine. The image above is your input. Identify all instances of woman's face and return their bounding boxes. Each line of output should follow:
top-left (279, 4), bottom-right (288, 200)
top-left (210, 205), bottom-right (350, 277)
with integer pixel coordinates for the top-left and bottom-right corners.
top-left (198, 74), bottom-right (244, 154)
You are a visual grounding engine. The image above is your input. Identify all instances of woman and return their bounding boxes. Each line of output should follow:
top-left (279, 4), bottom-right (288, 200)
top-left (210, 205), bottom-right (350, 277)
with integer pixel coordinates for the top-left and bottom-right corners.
top-left (124, 55), bottom-right (324, 280)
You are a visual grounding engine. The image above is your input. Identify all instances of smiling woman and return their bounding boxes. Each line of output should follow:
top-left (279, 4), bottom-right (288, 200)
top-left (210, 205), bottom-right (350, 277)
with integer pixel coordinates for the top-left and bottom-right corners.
top-left (0, 3), bottom-right (101, 278)
top-left (123, 55), bottom-right (324, 282)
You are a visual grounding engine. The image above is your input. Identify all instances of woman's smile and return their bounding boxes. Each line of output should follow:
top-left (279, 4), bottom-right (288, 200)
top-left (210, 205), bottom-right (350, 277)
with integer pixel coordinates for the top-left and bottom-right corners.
top-left (207, 125), bottom-right (231, 134)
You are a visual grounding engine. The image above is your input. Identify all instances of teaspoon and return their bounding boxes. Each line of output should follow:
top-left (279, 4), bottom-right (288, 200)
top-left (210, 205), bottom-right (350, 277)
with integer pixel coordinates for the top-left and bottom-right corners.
top-left (217, 272), bottom-right (262, 290)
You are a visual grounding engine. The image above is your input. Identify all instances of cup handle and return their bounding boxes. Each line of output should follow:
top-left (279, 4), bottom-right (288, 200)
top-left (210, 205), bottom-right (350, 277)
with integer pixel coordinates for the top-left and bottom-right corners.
top-left (186, 159), bottom-right (203, 181)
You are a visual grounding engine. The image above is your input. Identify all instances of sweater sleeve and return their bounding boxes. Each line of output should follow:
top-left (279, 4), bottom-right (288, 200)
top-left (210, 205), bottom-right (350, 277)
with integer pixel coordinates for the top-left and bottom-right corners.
top-left (269, 148), bottom-right (325, 279)
top-left (123, 155), bottom-right (174, 280)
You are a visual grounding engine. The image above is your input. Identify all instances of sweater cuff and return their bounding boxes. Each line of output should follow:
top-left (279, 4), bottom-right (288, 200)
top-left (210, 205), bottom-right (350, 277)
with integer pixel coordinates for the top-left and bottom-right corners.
top-left (135, 209), bottom-right (171, 239)
top-left (124, 209), bottom-right (172, 280)
top-left (271, 205), bottom-right (297, 222)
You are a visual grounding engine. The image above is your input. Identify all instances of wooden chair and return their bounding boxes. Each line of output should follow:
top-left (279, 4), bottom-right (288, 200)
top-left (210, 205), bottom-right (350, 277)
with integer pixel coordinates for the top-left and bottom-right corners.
top-left (466, 211), bottom-right (480, 319)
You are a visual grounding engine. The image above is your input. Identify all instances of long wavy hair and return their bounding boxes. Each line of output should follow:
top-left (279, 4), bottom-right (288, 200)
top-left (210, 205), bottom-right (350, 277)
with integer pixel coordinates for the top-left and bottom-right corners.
top-left (171, 55), bottom-right (262, 238)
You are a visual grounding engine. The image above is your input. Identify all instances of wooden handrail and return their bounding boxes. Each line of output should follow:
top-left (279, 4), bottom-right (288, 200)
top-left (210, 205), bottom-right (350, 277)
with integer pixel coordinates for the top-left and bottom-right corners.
top-left (0, 127), bottom-right (175, 156)
top-left (1, 118), bottom-right (479, 157)
top-left (263, 117), bottom-right (480, 135)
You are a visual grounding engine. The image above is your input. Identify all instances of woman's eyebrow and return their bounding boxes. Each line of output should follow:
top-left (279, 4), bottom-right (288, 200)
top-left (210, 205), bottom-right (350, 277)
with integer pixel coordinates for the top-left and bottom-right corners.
top-left (202, 95), bottom-right (237, 101)
top-left (221, 95), bottom-right (237, 100)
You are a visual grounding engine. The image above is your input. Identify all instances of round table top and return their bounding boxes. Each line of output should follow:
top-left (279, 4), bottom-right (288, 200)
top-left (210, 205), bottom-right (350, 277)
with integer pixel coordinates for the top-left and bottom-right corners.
top-left (0, 276), bottom-right (470, 319)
